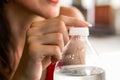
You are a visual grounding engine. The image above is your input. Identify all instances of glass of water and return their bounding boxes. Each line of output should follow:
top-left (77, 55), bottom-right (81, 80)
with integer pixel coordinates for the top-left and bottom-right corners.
top-left (54, 65), bottom-right (105, 80)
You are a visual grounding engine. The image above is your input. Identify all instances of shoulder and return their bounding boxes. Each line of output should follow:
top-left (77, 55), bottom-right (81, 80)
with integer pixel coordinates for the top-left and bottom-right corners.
top-left (60, 6), bottom-right (85, 20)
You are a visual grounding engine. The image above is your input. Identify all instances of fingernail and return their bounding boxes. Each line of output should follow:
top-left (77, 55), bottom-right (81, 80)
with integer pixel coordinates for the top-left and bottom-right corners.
top-left (84, 22), bottom-right (92, 27)
top-left (87, 22), bottom-right (93, 27)
top-left (80, 21), bottom-right (92, 27)
top-left (88, 23), bottom-right (92, 27)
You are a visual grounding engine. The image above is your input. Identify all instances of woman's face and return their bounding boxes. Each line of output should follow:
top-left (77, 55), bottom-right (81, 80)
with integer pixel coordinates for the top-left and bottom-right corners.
top-left (12, 0), bottom-right (61, 18)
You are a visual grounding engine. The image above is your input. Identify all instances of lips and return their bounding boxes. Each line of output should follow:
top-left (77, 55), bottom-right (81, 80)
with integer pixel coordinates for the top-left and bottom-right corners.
top-left (49, 0), bottom-right (59, 3)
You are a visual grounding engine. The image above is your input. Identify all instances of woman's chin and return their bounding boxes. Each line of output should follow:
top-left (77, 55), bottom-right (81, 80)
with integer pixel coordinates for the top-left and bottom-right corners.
top-left (45, 7), bottom-right (60, 18)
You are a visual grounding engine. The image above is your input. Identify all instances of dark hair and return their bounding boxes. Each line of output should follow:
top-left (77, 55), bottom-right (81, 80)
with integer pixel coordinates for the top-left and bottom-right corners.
top-left (0, 1), bottom-right (15, 80)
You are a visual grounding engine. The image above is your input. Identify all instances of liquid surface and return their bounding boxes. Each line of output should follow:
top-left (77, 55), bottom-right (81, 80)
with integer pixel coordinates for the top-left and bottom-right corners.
top-left (54, 65), bottom-right (104, 80)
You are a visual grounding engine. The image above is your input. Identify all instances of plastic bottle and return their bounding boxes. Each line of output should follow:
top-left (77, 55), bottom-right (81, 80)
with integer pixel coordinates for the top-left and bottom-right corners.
top-left (54, 27), bottom-right (105, 80)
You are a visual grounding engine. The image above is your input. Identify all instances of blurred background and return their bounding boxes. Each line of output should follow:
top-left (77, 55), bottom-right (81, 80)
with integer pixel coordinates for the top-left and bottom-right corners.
top-left (60, 0), bottom-right (120, 80)
top-left (60, 0), bottom-right (120, 35)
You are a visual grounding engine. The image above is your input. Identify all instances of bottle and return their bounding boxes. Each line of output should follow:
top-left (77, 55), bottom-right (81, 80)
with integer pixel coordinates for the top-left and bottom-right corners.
top-left (54, 27), bottom-right (105, 80)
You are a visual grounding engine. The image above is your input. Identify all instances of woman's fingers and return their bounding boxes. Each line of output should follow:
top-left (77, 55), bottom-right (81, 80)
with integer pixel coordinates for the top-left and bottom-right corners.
top-left (56, 15), bottom-right (89, 27)
top-left (30, 15), bottom-right (89, 35)
top-left (28, 43), bottom-right (62, 61)
top-left (28, 33), bottom-right (64, 52)
top-left (27, 15), bottom-right (90, 63)
top-left (30, 19), bottom-right (66, 35)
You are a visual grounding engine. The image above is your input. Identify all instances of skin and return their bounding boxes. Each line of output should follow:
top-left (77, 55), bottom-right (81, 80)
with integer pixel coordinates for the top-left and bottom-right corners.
top-left (3, 0), bottom-right (89, 80)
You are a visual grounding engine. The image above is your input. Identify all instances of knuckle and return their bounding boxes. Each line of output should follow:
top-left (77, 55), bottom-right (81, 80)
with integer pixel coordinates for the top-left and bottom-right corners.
top-left (55, 33), bottom-right (63, 42)
top-left (54, 46), bottom-right (62, 60)
top-left (27, 36), bottom-right (32, 44)
top-left (57, 21), bottom-right (65, 31)
top-left (27, 35), bottom-right (37, 45)
top-left (56, 20), bottom-right (66, 32)
top-left (26, 28), bottom-right (31, 36)
top-left (58, 15), bottom-right (65, 20)
top-left (30, 22), bottom-right (39, 28)
top-left (54, 46), bottom-right (60, 53)
top-left (26, 28), bottom-right (34, 37)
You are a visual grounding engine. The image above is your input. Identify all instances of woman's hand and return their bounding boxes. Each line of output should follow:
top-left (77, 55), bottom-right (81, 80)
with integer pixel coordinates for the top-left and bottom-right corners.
top-left (12, 15), bottom-right (90, 80)
top-left (20, 15), bottom-right (89, 80)
top-left (27, 15), bottom-right (89, 68)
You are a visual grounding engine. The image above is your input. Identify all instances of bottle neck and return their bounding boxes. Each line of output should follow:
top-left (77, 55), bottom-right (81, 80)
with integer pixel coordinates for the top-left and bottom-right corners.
top-left (71, 35), bottom-right (88, 41)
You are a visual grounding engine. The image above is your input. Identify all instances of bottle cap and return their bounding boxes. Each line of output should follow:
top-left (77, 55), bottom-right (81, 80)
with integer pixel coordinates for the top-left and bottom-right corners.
top-left (69, 27), bottom-right (89, 36)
